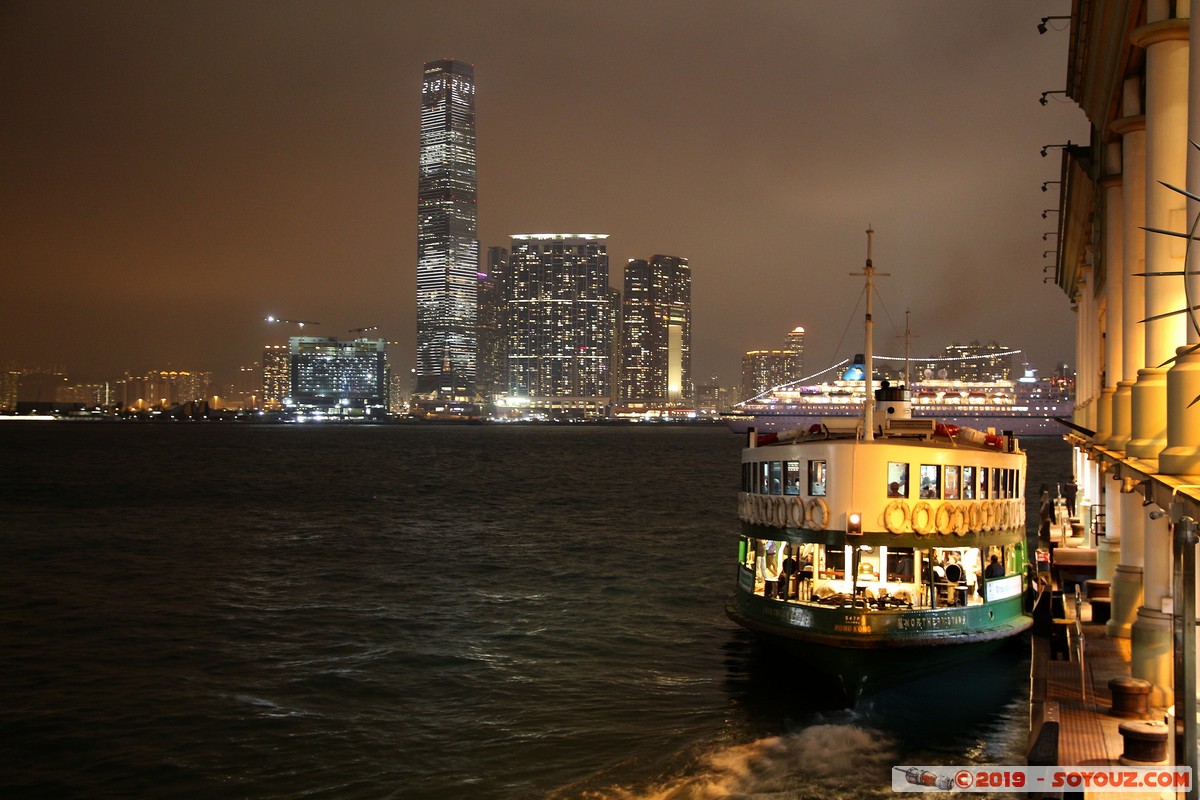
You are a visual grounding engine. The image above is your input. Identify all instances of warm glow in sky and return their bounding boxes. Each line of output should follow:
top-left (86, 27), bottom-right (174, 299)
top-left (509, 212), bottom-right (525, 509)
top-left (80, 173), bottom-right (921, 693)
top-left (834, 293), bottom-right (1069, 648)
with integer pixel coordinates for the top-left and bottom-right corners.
top-left (0, 1), bottom-right (1085, 387)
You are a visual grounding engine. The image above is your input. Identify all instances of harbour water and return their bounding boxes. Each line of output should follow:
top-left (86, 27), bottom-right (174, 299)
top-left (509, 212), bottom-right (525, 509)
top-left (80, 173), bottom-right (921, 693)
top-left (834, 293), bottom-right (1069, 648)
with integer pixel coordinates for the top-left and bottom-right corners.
top-left (0, 423), bottom-right (1071, 798)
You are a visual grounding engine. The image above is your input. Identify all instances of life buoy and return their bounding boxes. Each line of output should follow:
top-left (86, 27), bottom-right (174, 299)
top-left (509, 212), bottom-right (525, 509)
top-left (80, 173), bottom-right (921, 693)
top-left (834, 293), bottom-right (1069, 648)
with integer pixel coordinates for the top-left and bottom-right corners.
top-left (984, 500), bottom-right (998, 531)
top-left (739, 493), bottom-right (750, 520)
top-left (883, 499), bottom-right (909, 533)
top-left (951, 505), bottom-right (967, 536)
top-left (911, 501), bottom-right (935, 535)
top-left (968, 502), bottom-right (984, 532)
top-left (752, 495), bottom-right (765, 526)
top-left (997, 501), bottom-right (1009, 530)
top-left (774, 496), bottom-right (789, 528)
top-left (806, 497), bottom-right (830, 530)
top-left (788, 497), bottom-right (806, 528)
top-left (934, 503), bottom-right (953, 535)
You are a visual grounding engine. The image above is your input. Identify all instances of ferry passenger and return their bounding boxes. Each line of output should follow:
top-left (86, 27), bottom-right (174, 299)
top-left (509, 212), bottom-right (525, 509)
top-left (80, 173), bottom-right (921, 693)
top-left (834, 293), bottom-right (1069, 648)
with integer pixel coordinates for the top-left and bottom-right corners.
top-left (1063, 477), bottom-right (1078, 517)
top-left (1038, 485), bottom-right (1052, 541)
top-left (984, 555), bottom-right (1003, 579)
top-left (888, 481), bottom-right (904, 498)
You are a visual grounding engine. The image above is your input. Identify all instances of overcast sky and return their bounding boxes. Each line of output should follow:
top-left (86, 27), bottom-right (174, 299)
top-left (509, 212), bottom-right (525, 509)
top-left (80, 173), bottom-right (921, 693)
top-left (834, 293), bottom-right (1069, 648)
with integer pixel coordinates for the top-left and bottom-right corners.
top-left (0, 1), bottom-right (1086, 388)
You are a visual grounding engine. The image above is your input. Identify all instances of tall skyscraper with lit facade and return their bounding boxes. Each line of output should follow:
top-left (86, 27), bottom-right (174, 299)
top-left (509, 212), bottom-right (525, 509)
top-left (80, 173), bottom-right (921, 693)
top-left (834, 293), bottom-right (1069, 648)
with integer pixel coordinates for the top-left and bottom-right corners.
top-left (619, 255), bottom-right (691, 404)
top-left (506, 235), bottom-right (613, 410)
top-left (476, 246), bottom-right (508, 400)
top-left (416, 59), bottom-right (478, 394)
top-left (785, 326), bottom-right (805, 380)
top-left (262, 345), bottom-right (290, 410)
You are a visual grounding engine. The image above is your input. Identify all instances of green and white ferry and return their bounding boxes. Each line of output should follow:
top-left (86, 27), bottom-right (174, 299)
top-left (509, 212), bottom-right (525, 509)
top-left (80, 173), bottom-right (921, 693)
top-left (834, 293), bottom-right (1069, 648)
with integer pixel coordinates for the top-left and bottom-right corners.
top-left (726, 233), bottom-right (1033, 703)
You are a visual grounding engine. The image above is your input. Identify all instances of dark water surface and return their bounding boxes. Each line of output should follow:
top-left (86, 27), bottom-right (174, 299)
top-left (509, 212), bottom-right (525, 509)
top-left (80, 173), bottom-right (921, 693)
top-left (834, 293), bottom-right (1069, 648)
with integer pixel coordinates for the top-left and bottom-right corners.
top-left (0, 423), bottom-right (1071, 799)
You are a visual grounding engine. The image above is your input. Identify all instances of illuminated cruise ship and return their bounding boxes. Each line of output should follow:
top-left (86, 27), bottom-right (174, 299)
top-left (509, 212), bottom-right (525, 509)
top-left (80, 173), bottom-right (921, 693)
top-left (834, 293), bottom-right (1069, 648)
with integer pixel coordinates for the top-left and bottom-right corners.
top-left (724, 354), bottom-right (1073, 436)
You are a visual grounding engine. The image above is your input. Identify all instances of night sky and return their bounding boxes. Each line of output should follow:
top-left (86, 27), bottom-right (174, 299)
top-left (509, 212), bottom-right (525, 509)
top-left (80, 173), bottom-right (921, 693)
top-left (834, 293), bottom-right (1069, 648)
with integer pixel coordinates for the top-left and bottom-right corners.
top-left (1, 1), bottom-right (1085, 389)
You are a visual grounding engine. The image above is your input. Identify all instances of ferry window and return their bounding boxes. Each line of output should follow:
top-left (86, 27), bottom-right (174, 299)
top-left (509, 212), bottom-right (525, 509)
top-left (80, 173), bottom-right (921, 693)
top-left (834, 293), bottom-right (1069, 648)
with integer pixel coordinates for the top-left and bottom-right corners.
top-left (808, 460), bottom-right (827, 496)
top-left (886, 462), bottom-right (909, 497)
top-left (944, 466), bottom-right (961, 500)
top-left (962, 467), bottom-right (975, 499)
top-left (759, 462), bottom-right (770, 494)
top-left (886, 547), bottom-right (915, 582)
top-left (740, 537), bottom-right (754, 568)
top-left (822, 545), bottom-right (846, 578)
top-left (1011, 470), bottom-right (1020, 499)
top-left (743, 463), bottom-right (752, 492)
top-left (979, 467), bottom-right (989, 499)
top-left (919, 464), bottom-right (941, 499)
top-left (769, 461), bottom-right (783, 495)
top-left (992, 468), bottom-right (1001, 499)
top-left (784, 461), bottom-right (801, 495)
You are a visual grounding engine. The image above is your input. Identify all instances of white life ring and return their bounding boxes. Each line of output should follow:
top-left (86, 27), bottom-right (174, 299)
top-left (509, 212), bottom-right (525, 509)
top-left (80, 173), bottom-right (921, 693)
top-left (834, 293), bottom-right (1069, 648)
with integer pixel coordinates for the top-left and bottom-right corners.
top-left (911, 501), bottom-right (935, 535)
top-left (883, 499), bottom-right (909, 533)
top-left (806, 497), bottom-right (830, 530)
top-left (788, 497), bottom-right (807, 528)
top-left (984, 500), bottom-right (999, 531)
top-left (774, 496), bottom-right (789, 528)
top-left (934, 503), bottom-right (953, 535)
top-left (951, 505), bottom-right (967, 536)
top-left (968, 502), bottom-right (984, 532)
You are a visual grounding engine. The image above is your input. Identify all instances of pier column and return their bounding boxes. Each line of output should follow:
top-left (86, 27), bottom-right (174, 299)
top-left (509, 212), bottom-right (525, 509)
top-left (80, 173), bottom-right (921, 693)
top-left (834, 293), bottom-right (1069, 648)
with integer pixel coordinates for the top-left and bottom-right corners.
top-left (1127, 18), bottom-right (1189, 461)
top-left (1107, 99), bottom-right (1146, 453)
top-left (1095, 157), bottom-right (1125, 447)
top-left (1160, 12), bottom-right (1200, 476)
top-left (1097, 469), bottom-right (1119, 582)
top-left (1109, 484), bottom-right (1146, 639)
top-left (1132, 510), bottom-right (1175, 707)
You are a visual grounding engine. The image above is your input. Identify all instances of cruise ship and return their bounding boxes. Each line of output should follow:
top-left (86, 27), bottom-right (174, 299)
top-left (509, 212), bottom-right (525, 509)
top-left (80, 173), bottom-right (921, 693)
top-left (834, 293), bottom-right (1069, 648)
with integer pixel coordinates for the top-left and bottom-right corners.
top-left (723, 355), bottom-right (1073, 437)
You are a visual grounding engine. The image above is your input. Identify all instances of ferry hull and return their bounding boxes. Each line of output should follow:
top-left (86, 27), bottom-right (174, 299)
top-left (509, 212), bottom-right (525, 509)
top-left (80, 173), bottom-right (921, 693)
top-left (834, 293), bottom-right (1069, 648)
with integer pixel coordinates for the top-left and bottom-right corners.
top-left (726, 590), bottom-right (1032, 703)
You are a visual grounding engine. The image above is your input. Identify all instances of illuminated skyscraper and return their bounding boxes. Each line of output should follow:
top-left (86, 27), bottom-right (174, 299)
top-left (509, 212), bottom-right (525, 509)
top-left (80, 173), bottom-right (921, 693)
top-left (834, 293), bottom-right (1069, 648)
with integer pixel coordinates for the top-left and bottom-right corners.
top-left (262, 344), bottom-right (290, 410)
top-left (417, 58), bottom-right (478, 394)
top-left (785, 326), bottom-right (805, 380)
top-left (619, 255), bottom-right (691, 404)
top-left (476, 246), bottom-right (508, 400)
top-left (506, 235), bottom-right (613, 410)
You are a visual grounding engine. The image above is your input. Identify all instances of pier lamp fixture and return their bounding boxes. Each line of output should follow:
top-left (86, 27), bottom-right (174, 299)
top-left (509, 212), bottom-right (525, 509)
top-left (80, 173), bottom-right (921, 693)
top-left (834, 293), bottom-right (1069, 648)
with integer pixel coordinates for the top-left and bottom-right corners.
top-left (1038, 16), bottom-right (1070, 34)
top-left (1042, 232), bottom-right (1058, 241)
top-left (1042, 209), bottom-right (1059, 218)
top-left (1039, 90), bottom-right (1068, 106)
top-left (1043, 250), bottom-right (1056, 258)
top-left (1043, 277), bottom-right (1054, 284)
top-left (1040, 142), bottom-right (1073, 157)
top-left (1041, 181), bottom-right (1061, 192)
top-left (1043, 265), bottom-right (1055, 274)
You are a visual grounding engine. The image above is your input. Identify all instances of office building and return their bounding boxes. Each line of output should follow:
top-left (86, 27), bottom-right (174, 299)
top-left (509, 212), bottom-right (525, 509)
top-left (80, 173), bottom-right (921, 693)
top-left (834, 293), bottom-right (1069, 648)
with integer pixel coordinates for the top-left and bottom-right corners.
top-left (476, 247), bottom-right (508, 400)
top-left (619, 255), bottom-right (692, 404)
top-left (505, 234), bottom-right (613, 416)
top-left (286, 337), bottom-right (386, 416)
top-left (416, 58), bottom-right (478, 394)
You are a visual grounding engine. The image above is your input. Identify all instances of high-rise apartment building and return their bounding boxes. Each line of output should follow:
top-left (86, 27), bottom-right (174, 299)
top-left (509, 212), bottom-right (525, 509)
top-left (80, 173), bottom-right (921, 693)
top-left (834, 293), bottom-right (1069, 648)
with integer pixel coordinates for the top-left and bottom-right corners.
top-left (506, 234), bottom-right (613, 414)
top-left (619, 255), bottom-right (691, 404)
top-left (262, 345), bottom-right (290, 410)
top-left (287, 337), bottom-right (386, 415)
top-left (740, 350), bottom-right (800, 401)
top-left (914, 341), bottom-right (1016, 382)
top-left (416, 59), bottom-right (478, 394)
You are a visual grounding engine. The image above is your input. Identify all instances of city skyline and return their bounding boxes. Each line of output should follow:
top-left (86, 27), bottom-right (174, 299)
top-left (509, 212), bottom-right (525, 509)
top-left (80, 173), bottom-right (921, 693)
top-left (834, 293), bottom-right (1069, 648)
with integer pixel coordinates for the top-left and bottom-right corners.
top-left (1, 2), bottom-right (1085, 387)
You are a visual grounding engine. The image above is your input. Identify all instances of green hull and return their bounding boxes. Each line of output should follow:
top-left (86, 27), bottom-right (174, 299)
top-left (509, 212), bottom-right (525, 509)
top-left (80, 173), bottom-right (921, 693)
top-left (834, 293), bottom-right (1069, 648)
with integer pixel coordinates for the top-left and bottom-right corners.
top-left (727, 589), bottom-right (1032, 703)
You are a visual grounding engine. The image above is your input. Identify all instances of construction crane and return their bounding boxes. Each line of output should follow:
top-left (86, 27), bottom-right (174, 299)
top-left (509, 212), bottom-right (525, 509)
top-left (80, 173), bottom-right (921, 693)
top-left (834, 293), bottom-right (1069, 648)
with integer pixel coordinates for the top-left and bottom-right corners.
top-left (348, 325), bottom-right (380, 334)
top-left (264, 316), bottom-right (320, 328)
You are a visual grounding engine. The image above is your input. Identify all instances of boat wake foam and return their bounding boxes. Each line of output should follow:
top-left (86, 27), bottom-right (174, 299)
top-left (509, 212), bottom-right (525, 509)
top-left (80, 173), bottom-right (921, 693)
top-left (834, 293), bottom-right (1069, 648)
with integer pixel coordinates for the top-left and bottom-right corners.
top-left (565, 723), bottom-right (897, 799)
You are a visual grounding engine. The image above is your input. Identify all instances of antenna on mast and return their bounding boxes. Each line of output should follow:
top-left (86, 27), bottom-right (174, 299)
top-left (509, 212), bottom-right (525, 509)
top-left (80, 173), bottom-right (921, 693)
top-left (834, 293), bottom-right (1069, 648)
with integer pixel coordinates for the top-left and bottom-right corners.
top-left (850, 226), bottom-right (889, 440)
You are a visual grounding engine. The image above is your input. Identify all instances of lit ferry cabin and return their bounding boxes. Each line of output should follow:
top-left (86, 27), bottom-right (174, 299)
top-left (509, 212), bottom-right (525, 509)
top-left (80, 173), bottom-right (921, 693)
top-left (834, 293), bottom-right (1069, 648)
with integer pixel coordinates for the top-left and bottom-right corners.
top-left (727, 413), bottom-right (1033, 699)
